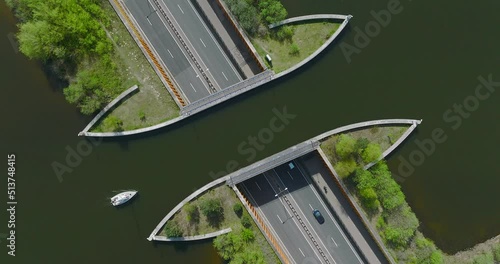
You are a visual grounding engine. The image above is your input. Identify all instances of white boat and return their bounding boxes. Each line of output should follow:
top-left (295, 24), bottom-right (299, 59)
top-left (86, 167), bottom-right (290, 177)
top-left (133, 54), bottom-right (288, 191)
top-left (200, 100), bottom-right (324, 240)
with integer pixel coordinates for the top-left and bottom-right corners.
top-left (110, 190), bottom-right (138, 206)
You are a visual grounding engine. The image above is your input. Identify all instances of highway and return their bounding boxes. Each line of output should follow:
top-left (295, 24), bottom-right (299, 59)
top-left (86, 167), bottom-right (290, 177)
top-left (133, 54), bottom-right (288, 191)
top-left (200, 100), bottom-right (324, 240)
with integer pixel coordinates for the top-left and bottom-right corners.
top-left (163, 0), bottom-right (242, 88)
top-left (123, 0), bottom-right (241, 103)
top-left (241, 160), bottom-right (364, 264)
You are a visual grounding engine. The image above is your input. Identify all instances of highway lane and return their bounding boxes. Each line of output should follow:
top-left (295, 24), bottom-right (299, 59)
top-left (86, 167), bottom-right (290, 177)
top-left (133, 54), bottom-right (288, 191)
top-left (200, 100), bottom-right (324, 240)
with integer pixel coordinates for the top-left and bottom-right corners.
top-left (124, 0), bottom-right (211, 102)
top-left (162, 0), bottom-right (242, 89)
top-left (242, 175), bottom-right (322, 264)
top-left (273, 161), bottom-right (364, 264)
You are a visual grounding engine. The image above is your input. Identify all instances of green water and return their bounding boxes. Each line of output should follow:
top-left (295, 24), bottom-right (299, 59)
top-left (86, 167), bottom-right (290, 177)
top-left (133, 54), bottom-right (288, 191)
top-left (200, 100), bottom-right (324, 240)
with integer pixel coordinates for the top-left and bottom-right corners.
top-left (0, 0), bottom-right (498, 263)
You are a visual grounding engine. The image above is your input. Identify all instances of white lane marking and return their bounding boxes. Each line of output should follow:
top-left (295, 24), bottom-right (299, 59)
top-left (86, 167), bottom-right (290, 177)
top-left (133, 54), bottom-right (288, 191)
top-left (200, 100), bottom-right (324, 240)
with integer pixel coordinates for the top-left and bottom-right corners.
top-left (177, 4), bottom-right (184, 14)
top-left (287, 171), bottom-right (294, 180)
top-left (276, 214), bottom-right (283, 223)
top-left (271, 169), bottom-right (337, 264)
top-left (186, 0), bottom-right (242, 81)
top-left (255, 182), bottom-right (262, 191)
top-left (222, 71), bottom-right (228, 81)
top-left (309, 204), bottom-right (314, 210)
top-left (331, 237), bottom-right (338, 247)
top-left (200, 38), bottom-right (206, 48)
top-left (167, 49), bottom-right (174, 58)
top-left (146, 17), bottom-right (152, 25)
top-left (298, 248), bottom-right (305, 257)
top-left (295, 162), bottom-right (363, 264)
top-left (189, 83), bottom-right (196, 92)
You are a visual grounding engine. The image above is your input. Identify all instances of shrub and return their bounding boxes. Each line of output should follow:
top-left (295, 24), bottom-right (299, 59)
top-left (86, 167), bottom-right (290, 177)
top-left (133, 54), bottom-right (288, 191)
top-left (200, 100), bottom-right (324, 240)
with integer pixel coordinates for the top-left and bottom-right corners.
top-left (334, 158), bottom-right (358, 178)
top-left (232, 250), bottom-right (266, 264)
top-left (335, 134), bottom-right (356, 159)
top-left (213, 233), bottom-right (243, 260)
top-left (241, 213), bottom-right (253, 228)
top-left (359, 187), bottom-right (380, 210)
top-left (240, 228), bottom-right (255, 243)
top-left (354, 137), bottom-right (369, 154)
top-left (102, 115), bottom-right (123, 132)
top-left (233, 203), bottom-right (244, 217)
top-left (200, 198), bottom-right (224, 220)
top-left (164, 221), bottom-right (183, 237)
top-left (275, 25), bottom-right (294, 41)
top-left (184, 203), bottom-right (199, 223)
top-left (289, 43), bottom-right (300, 55)
top-left (361, 143), bottom-right (382, 164)
top-left (138, 110), bottom-right (146, 121)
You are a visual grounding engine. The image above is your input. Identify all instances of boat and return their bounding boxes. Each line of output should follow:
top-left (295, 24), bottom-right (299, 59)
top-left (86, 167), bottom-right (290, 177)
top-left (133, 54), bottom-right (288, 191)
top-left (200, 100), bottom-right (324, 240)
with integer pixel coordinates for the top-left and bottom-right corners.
top-left (110, 190), bottom-right (138, 206)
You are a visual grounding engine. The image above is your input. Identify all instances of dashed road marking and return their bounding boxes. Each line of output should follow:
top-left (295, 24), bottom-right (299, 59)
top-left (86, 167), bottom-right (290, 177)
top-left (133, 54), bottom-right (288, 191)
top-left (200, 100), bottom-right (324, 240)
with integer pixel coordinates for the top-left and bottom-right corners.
top-left (277, 214), bottom-right (283, 223)
top-left (167, 49), bottom-right (174, 58)
top-left (222, 71), bottom-right (228, 81)
top-left (200, 38), bottom-right (206, 48)
top-left (177, 4), bottom-right (184, 14)
top-left (146, 17), bottom-right (152, 25)
top-left (309, 204), bottom-right (314, 210)
top-left (189, 83), bottom-right (196, 92)
top-left (299, 247), bottom-right (305, 257)
top-left (255, 182), bottom-right (262, 191)
top-left (331, 237), bottom-right (338, 247)
top-left (287, 171), bottom-right (294, 180)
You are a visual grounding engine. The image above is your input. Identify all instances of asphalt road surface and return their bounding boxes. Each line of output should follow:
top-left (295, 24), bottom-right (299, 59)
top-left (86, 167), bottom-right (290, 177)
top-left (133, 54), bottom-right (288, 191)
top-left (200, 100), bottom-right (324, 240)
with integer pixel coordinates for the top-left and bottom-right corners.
top-left (123, 0), bottom-right (240, 103)
top-left (242, 160), bottom-right (364, 264)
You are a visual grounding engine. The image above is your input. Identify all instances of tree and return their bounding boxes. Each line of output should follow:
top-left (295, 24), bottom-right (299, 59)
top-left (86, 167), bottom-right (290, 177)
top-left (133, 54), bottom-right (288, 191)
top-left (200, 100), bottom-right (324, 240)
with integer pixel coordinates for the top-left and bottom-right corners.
top-left (225, 0), bottom-right (260, 34)
top-left (334, 158), bottom-right (357, 178)
top-left (353, 169), bottom-right (376, 190)
top-left (240, 228), bottom-right (255, 242)
top-left (370, 161), bottom-right (405, 211)
top-left (184, 203), bottom-right (199, 223)
top-left (241, 213), bottom-right (253, 228)
top-left (354, 137), bottom-right (369, 154)
top-left (164, 221), bottom-right (183, 237)
top-left (358, 188), bottom-right (380, 210)
top-left (259, 0), bottom-right (287, 24)
top-left (231, 250), bottom-right (265, 264)
top-left (335, 134), bottom-right (356, 159)
top-left (362, 143), bottom-right (382, 164)
top-left (233, 203), bottom-right (243, 217)
top-left (276, 25), bottom-right (294, 41)
top-left (200, 198), bottom-right (224, 220)
top-left (213, 233), bottom-right (243, 260)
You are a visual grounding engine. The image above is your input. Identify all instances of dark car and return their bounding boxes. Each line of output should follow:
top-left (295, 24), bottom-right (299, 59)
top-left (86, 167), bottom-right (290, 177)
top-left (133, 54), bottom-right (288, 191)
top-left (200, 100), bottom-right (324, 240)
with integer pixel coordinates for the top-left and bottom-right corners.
top-left (312, 209), bottom-right (325, 224)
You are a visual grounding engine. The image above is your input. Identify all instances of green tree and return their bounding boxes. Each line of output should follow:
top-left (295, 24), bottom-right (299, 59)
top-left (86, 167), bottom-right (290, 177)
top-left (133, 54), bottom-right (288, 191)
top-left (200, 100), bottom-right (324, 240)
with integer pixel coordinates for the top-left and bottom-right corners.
top-left (362, 143), bottom-right (382, 164)
top-left (241, 213), bottom-right (253, 228)
top-left (370, 161), bottom-right (405, 211)
top-left (184, 203), bottom-right (199, 223)
top-left (259, 0), bottom-right (287, 24)
top-left (240, 228), bottom-right (255, 243)
top-left (231, 250), bottom-right (265, 264)
top-left (213, 233), bottom-right (243, 260)
top-left (200, 198), bottom-right (224, 220)
top-left (102, 115), bottom-right (123, 132)
top-left (354, 169), bottom-right (376, 190)
top-left (276, 25), bottom-right (294, 41)
top-left (354, 137), bottom-right (370, 154)
top-left (335, 134), bottom-right (356, 159)
top-left (334, 158), bottom-right (357, 178)
top-left (164, 221), bottom-right (183, 237)
top-left (233, 203), bottom-right (243, 217)
top-left (225, 0), bottom-right (260, 34)
top-left (358, 188), bottom-right (380, 210)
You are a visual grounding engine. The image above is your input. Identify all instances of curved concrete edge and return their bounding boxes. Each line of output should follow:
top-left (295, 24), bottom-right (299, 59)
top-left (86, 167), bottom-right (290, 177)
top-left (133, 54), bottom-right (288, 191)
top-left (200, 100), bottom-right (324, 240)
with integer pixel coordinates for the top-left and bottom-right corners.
top-left (79, 115), bottom-right (184, 137)
top-left (313, 119), bottom-right (422, 142)
top-left (78, 85), bottom-right (139, 136)
top-left (317, 148), bottom-right (397, 264)
top-left (365, 119), bottom-right (423, 169)
top-left (269, 14), bottom-right (349, 29)
top-left (147, 175), bottom-right (230, 241)
top-left (152, 228), bottom-right (232, 242)
top-left (273, 14), bottom-right (353, 79)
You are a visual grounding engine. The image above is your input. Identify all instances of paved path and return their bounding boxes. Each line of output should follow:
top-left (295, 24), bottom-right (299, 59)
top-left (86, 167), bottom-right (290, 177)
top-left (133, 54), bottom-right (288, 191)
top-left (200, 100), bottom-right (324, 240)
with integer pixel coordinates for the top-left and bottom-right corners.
top-left (154, 228), bottom-right (232, 241)
top-left (78, 85), bottom-right (138, 136)
top-left (147, 175), bottom-right (229, 241)
top-left (269, 14), bottom-right (349, 29)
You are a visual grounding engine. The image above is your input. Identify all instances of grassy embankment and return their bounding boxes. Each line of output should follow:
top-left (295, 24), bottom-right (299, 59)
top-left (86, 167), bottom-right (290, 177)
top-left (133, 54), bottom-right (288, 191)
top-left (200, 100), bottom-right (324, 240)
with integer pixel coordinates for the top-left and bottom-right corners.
top-left (6, 0), bottom-right (178, 133)
top-left (320, 126), bottom-right (500, 264)
top-left (252, 22), bottom-right (341, 73)
top-left (90, 2), bottom-right (179, 132)
top-left (222, 0), bottom-right (341, 73)
top-left (163, 185), bottom-right (280, 264)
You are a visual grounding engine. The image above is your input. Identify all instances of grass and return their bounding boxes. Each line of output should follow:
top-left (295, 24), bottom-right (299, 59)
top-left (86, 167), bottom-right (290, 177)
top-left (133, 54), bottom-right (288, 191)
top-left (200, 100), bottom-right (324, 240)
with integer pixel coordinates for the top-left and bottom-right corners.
top-left (321, 125), bottom-right (409, 166)
top-left (165, 185), bottom-right (280, 264)
top-left (90, 2), bottom-right (179, 132)
top-left (320, 125), bottom-right (500, 263)
top-left (251, 21), bottom-right (341, 73)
